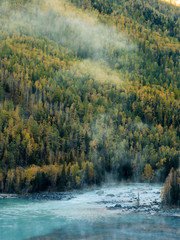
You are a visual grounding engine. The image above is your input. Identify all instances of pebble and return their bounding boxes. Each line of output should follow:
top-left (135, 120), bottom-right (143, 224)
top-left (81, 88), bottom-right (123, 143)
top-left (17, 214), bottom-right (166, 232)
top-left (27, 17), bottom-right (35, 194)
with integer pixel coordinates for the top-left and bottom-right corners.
top-left (106, 194), bottom-right (115, 197)
top-left (96, 190), bottom-right (104, 196)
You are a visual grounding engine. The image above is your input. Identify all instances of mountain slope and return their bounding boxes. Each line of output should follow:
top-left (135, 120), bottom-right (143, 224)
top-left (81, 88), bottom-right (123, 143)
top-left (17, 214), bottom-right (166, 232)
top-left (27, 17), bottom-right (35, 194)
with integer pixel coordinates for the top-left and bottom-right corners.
top-left (0, 0), bottom-right (179, 193)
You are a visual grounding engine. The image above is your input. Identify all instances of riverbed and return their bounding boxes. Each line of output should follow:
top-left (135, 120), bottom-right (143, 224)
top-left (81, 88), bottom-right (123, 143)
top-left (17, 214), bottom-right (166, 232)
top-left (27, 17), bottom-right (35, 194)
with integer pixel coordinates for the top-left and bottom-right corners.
top-left (0, 184), bottom-right (179, 240)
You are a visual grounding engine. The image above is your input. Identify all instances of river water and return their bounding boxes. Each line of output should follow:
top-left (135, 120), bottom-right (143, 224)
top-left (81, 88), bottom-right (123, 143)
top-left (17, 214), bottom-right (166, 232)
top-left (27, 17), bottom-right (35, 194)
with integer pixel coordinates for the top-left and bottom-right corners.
top-left (0, 184), bottom-right (179, 240)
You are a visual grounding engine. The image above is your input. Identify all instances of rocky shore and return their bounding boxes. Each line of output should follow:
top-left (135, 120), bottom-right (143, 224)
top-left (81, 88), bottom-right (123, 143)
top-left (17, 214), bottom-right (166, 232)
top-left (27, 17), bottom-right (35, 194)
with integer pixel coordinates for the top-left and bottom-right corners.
top-left (20, 192), bottom-right (75, 201)
top-left (94, 184), bottom-right (180, 217)
top-left (1, 184), bottom-right (179, 217)
top-left (0, 193), bottom-right (20, 199)
top-left (0, 192), bottom-right (75, 201)
top-left (106, 201), bottom-right (161, 214)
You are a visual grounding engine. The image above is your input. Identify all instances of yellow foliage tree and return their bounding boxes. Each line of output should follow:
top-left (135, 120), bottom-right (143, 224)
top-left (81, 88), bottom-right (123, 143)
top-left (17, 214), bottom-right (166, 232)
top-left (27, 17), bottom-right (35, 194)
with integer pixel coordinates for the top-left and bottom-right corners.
top-left (23, 165), bottom-right (40, 187)
top-left (161, 168), bottom-right (180, 206)
top-left (142, 164), bottom-right (154, 182)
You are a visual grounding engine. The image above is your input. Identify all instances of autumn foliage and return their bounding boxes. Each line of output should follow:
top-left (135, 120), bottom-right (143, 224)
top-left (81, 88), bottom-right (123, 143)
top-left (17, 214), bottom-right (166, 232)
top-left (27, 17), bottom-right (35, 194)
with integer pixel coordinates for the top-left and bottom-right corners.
top-left (0, 0), bottom-right (179, 193)
top-left (161, 168), bottom-right (180, 206)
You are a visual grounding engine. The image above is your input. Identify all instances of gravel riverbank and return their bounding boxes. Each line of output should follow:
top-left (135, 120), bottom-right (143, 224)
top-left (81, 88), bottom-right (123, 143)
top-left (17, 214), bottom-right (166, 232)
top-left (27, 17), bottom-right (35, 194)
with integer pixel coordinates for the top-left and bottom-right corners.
top-left (0, 192), bottom-right (74, 201)
top-left (1, 184), bottom-right (179, 217)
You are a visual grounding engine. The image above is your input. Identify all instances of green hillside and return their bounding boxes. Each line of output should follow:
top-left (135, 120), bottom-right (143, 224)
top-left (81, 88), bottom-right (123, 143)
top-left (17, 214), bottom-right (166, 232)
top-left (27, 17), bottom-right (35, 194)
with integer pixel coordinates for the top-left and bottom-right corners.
top-left (0, 0), bottom-right (179, 193)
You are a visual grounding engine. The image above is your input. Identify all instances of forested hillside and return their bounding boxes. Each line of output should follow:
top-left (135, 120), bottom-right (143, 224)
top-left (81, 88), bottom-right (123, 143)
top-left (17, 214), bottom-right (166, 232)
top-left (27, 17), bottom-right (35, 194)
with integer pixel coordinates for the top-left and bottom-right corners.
top-left (0, 0), bottom-right (179, 193)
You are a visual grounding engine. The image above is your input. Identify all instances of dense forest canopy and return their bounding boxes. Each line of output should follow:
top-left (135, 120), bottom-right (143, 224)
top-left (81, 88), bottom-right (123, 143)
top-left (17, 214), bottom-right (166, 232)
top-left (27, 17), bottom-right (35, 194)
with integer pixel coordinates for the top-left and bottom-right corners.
top-left (0, 0), bottom-right (179, 193)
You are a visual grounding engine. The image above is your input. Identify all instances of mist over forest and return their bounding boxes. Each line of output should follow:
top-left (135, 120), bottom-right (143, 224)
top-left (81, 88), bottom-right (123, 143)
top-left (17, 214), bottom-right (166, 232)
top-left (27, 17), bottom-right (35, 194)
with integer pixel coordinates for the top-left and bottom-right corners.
top-left (0, 0), bottom-right (179, 195)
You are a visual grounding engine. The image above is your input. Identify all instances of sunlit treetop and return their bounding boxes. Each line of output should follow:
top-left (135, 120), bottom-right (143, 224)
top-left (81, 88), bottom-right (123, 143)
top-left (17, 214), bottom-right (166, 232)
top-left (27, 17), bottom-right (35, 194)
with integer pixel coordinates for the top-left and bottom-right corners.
top-left (161, 0), bottom-right (180, 6)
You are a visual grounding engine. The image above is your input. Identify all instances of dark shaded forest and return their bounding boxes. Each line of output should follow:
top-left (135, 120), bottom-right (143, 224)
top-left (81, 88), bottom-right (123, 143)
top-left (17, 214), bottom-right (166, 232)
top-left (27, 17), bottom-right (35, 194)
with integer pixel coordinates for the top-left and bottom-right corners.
top-left (0, 0), bottom-right (179, 193)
